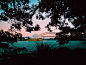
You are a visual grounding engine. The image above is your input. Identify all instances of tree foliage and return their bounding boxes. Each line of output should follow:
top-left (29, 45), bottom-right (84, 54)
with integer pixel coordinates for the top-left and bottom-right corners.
top-left (0, 29), bottom-right (22, 43)
top-left (0, 0), bottom-right (40, 33)
top-left (37, 0), bottom-right (86, 32)
top-left (0, 0), bottom-right (86, 34)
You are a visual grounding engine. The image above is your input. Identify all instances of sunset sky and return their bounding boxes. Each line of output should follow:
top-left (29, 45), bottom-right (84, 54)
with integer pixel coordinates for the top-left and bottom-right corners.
top-left (0, 0), bottom-right (75, 38)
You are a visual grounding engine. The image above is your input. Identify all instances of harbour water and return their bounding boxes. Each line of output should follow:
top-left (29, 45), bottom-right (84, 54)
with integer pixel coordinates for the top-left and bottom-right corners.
top-left (0, 40), bottom-right (86, 65)
top-left (8, 40), bottom-right (86, 53)
top-left (0, 40), bottom-right (86, 54)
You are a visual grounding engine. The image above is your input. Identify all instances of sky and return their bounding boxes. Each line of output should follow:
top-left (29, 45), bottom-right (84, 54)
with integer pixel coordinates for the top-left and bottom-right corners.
top-left (0, 0), bottom-right (75, 38)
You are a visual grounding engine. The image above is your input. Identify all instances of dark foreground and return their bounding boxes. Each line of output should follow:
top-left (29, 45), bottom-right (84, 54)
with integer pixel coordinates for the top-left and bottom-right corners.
top-left (0, 47), bottom-right (86, 65)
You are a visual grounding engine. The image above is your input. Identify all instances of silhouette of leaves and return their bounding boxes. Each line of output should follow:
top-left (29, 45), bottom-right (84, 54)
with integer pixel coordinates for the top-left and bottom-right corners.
top-left (0, 0), bottom-right (86, 33)
top-left (34, 24), bottom-right (40, 31)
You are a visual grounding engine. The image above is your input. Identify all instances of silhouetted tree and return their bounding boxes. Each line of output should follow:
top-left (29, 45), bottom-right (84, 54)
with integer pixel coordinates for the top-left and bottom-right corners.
top-left (34, 24), bottom-right (41, 31)
top-left (0, 29), bottom-right (22, 44)
top-left (37, 0), bottom-right (86, 41)
top-left (0, 0), bottom-right (86, 32)
top-left (0, 0), bottom-right (40, 33)
top-left (0, 0), bottom-right (86, 44)
top-left (37, 0), bottom-right (86, 29)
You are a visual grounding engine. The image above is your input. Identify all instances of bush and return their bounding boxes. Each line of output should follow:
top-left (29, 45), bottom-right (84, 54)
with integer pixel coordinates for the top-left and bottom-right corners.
top-left (36, 42), bottom-right (53, 54)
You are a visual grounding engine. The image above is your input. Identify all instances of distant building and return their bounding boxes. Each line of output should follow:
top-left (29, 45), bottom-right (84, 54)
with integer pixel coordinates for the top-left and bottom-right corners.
top-left (32, 34), bottom-right (42, 39)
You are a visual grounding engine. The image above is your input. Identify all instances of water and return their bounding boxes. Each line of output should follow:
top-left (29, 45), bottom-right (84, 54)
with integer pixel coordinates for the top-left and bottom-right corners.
top-left (12, 40), bottom-right (86, 49)
top-left (0, 40), bottom-right (86, 65)
top-left (1, 40), bottom-right (86, 54)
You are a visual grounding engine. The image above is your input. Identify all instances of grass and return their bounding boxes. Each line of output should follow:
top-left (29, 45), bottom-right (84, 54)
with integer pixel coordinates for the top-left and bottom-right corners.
top-left (36, 42), bottom-right (52, 53)
top-left (34, 42), bottom-right (86, 64)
